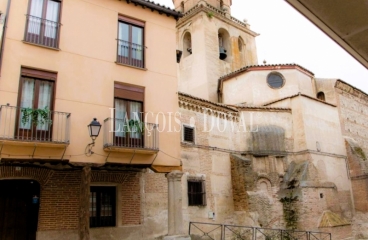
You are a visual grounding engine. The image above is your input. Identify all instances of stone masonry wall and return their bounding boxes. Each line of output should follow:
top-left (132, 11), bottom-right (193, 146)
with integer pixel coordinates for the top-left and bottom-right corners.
top-left (336, 81), bottom-right (368, 174)
top-left (142, 170), bottom-right (168, 238)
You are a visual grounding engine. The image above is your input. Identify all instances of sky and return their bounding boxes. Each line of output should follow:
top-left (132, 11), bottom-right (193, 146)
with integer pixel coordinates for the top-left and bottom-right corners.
top-left (155, 0), bottom-right (368, 93)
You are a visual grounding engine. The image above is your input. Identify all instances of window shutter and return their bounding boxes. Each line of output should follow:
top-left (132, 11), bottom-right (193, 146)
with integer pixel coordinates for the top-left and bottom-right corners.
top-left (114, 82), bottom-right (144, 102)
top-left (118, 15), bottom-right (145, 27)
top-left (21, 67), bottom-right (57, 80)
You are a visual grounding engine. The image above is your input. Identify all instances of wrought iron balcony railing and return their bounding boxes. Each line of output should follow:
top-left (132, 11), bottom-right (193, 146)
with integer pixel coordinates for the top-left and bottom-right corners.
top-left (24, 15), bottom-right (61, 49)
top-left (103, 118), bottom-right (158, 152)
top-left (0, 105), bottom-right (70, 144)
top-left (116, 39), bottom-right (144, 68)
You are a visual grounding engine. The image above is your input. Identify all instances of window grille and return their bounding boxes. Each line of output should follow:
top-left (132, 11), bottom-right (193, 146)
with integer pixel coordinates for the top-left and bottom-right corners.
top-left (183, 126), bottom-right (194, 143)
top-left (188, 179), bottom-right (206, 206)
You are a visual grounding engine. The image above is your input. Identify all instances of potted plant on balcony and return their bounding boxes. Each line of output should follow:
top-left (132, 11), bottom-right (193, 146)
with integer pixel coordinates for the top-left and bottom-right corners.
top-left (124, 119), bottom-right (144, 134)
top-left (21, 107), bottom-right (52, 126)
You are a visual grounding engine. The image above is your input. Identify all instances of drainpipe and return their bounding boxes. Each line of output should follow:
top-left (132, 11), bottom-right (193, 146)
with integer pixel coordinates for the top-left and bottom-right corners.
top-left (0, 0), bottom-right (12, 76)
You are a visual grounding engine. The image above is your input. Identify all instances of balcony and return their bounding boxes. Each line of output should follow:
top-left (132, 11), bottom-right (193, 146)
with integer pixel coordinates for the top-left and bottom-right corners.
top-left (116, 39), bottom-right (144, 68)
top-left (24, 15), bottom-right (61, 49)
top-left (0, 105), bottom-right (70, 147)
top-left (103, 118), bottom-right (158, 154)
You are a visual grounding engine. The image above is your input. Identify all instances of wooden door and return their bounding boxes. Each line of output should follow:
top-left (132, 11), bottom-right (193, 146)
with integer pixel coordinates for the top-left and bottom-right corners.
top-left (0, 180), bottom-right (40, 240)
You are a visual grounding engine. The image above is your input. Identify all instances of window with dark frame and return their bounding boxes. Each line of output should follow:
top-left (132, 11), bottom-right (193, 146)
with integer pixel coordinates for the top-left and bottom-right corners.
top-left (267, 72), bottom-right (285, 89)
top-left (24, 0), bottom-right (61, 48)
top-left (188, 179), bottom-right (206, 206)
top-left (183, 125), bottom-right (194, 143)
top-left (113, 83), bottom-right (144, 148)
top-left (117, 15), bottom-right (144, 68)
top-left (90, 186), bottom-right (116, 228)
top-left (17, 68), bottom-right (56, 140)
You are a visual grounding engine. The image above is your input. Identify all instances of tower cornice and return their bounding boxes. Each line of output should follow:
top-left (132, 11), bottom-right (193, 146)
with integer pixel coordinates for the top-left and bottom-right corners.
top-left (176, 2), bottom-right (259, 37)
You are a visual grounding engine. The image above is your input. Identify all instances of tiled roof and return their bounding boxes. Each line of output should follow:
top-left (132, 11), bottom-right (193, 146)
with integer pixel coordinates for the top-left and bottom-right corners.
top-left (335, 79), bottom-right (368, 97)
top-left (233, 105), bottom-right (291, 111)
top-left (262, 92), bottom-right (337, 107)
top-left (123, 0), bottom-right (183, 19)
top-left (218, 63), bottom-right (315, 82)
top-left (178, 92), bottom-right (291, 112)
top-left (178, 92), bottom-right (238, 112)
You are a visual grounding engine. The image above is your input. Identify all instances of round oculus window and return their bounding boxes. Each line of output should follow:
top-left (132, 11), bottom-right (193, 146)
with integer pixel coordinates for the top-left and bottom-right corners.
top-left (267, 72), bottom-right (285, 89)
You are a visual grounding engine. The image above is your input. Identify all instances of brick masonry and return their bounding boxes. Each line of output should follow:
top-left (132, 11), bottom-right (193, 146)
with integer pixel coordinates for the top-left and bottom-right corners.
top-left (119, 172), bottom-right (142, 225)
top-left (0, 166), bottom-right (143, 232)
top-left (38, 171), bottom-right (81, 231)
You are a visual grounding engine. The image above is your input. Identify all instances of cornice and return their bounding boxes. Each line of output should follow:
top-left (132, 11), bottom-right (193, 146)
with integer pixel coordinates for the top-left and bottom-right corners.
top-left (178, 92), bottom-right (239, 121)
top-left (219, 64), bottom-right (315, 83)
top-left (176, 3), bottom-right (259, 37)
top-left (263, 92), bottom-right (337, 107)
top-left (335, 80), bottom-right (368, 103)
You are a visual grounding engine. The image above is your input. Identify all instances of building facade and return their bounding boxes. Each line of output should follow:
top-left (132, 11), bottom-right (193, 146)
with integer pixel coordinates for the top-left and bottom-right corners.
top-left (1, 0), bottom-right (368, 240)
top-left (174, 0), bottom-right (368, 239)
top-left (0, 0), bottom-right (182, 239)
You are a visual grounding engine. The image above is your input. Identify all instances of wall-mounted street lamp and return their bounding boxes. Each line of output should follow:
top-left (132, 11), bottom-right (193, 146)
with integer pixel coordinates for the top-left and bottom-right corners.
top-left (85, 118), bottom-right (101, 156)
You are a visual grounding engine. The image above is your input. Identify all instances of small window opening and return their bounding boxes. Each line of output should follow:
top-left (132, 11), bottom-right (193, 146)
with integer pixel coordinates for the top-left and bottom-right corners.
top-left (218, 28), bottom-right (230, 61)
top-left (180, 1), bottom-right (184, 12)
top-left (320, 193), bottom-right (324, 199)
top-left (267, 72), bottom-right (285, 89)
top-left (238, 37), bottom-right (243, 51)
top-left (188, 179), bottom-right (206, 206)
top-left (183, 32), bottom-right (192, 57)
top-left (183, 126), bottom-right (194, 143)
top-left (317, 92), bottom-right (325, 101)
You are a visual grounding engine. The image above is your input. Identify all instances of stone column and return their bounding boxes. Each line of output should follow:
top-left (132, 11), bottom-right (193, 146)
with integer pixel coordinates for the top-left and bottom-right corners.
top-left (164, 170), bottom-right (191, 240)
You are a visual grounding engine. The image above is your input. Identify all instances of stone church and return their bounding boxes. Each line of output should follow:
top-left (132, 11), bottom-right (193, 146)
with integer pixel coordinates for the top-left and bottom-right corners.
top-left (172, 0), bottom-right (368, 239)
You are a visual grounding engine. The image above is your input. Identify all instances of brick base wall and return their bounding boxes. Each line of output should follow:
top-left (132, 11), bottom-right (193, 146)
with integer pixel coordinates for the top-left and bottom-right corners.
top-left (351, 178), bottom-right (368, 212)
top-left (38, 171), bottom-right (81, 230)
top-left (120, 172), bottom-right (142, 225)
top-left (0, 166), bottom-right (143, 232)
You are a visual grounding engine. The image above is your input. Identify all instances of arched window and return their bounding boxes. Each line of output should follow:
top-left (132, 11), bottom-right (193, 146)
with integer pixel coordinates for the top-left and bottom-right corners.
top-left (183, 32), bottom-right (192, 57)
top-left (238, 37), bottom-right (244, 52)
top-left (218, 28), bottom-right (230, 61)
top-left (180, 1), bottom-right (184, 13)
top-left (317, 92), bottom-right (325, 101)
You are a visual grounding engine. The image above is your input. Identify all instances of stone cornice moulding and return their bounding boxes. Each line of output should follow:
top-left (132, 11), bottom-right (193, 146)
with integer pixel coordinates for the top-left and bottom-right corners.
top-left (179, 92), bottom-right (292, 120)
top-left (263, 92), bottom-right (337, 108)
top-left (176, 3), bottom-right (259, 37)
top-left (335, 79), bottom-right (368, 104)
top-left (179, 93), bottom-right (239, 121)
top-left (166, 170), bottom-right (184, 180)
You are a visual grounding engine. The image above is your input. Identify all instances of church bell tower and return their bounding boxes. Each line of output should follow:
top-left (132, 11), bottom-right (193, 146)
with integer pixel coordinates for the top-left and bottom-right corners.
top-left (174, 0), bottom-right (259, 102)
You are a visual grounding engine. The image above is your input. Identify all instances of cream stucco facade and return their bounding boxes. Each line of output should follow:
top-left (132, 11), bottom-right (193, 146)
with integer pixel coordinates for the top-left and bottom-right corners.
top-left (0, 0), bottom-right (183, 239)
